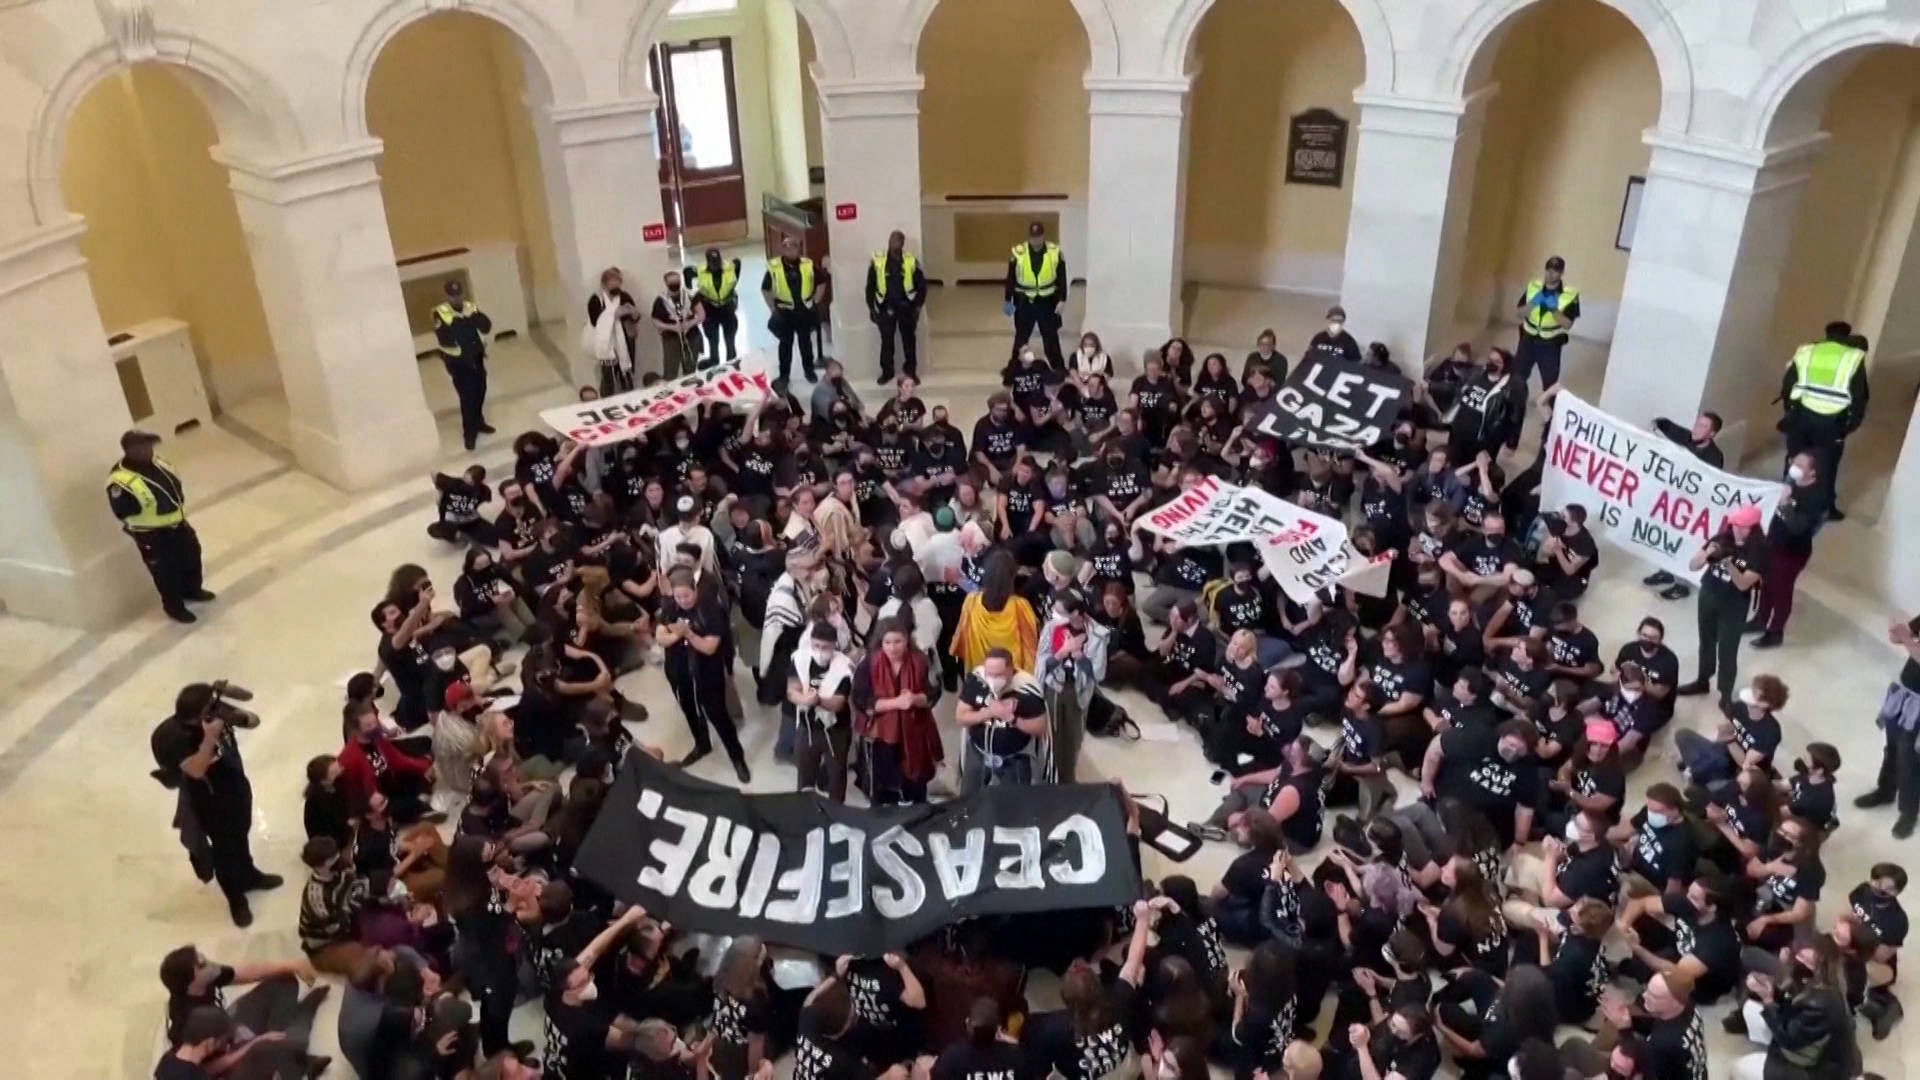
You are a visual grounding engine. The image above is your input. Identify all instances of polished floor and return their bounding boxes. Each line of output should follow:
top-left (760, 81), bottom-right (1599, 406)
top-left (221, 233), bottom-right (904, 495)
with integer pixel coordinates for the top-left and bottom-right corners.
top-left (8, 298), bottom-right (1920, 1078)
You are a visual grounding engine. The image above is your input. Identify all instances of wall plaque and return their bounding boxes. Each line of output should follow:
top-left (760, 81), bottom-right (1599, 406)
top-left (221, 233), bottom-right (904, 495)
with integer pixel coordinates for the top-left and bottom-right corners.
top-left (1286, 108), bottom-right (1349, 187)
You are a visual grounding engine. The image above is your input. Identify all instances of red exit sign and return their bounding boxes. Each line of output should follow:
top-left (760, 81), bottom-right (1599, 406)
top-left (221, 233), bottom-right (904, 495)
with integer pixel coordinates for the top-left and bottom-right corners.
top-left (641, 222), bottom-right (667, 242)
top-left (834, 202), bottom-right (858, 221)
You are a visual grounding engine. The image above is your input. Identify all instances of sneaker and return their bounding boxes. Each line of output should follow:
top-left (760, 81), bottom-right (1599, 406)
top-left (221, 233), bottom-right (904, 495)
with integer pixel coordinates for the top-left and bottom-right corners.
top-left (1643, 571), bottom-right (1674, 586)
top-left (1856, 789), bottom-right (1895, 809)
top-left (1333, 815), bottom-right (1372, 858)
top-left (166, 606), bottom-right (198, 624)
top-left (1675, 679), bottom-right (1709, 696)
top-left (1752, 632), bottom-right (1783, 649)
top-left (1895, 816), bottom-right (1916, 840)
top-left (229, 897), bottom-right (254, 928)
top-left (1189, 822), bottom-right (1229, 842)
top-left (247, 872), bottom-right (285, 892)
top-left (1658, 583), bottom-right (1693, 601)
top-left (187, 589), bottom-right (217, 603)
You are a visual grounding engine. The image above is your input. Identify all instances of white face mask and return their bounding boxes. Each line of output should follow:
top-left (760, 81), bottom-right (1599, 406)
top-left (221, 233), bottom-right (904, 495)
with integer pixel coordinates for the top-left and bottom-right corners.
top-left (1327, 322), bottom-right (1344, 336)
top-left (811, 648), bottom-right (835, 666)
top-left (1564, 817), bottom-right (1582, 842)
top-left (577, 979), bottom-right (599, 1002)
top-left (1739, 686), bottom-right (1759, 708)
top-left (1620, 687), bottom-right (1642, 702)
top-left (1645, 811), bottom-right (1670, 830)
top-left (985, 675), bottom-right (1010, 696)
top-left (1787, 465), bottom-right (1807, 483)
top-left (433, 654), bottom-right (457, 672)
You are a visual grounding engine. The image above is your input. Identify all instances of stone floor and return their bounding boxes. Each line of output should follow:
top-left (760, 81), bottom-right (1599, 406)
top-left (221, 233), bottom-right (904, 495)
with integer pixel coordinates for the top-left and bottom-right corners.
top-left (4, 306), bottom-right (1918, 1078)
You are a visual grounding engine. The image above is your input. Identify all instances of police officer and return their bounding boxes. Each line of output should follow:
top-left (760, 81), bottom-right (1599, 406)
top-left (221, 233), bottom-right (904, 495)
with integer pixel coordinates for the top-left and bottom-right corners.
top-left (690, 247), bottom-right (742, 366)
top-left (1005, 221), bottom-right (1068, 372)
top-left (762, 236), bottom-right (822, 383)
top-left (1779, 320), bottom-right (1869, 521)
top-left (433, 279), bottom-right (494, 450)
top-left (151, 683), bottom-right (281, 926)
top-left (109, 429), bottom-right (213, 623)
top-left (1513, 255), bottom-right (1580, 393)
top-left (865, 229), bottom-right (927, 384)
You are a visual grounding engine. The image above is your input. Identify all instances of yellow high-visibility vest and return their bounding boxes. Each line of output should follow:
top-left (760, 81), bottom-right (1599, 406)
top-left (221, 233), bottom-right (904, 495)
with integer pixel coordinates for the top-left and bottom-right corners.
top-left (696, 265), bottom-right (738, 304)
top-left (1520, 279), bottom-right (1578, 338)
top-left (871, 251), bottom-right (918, 300)
top-left (433, 301), bottom-right (479, 357)
top-left (108, 457), bottom-right (186, 530)
top-left (1788, 340), bottom-right (1867, 416)
top-left (769, 258), bottom-right (815, 308)
top-left (1011, 242), bottom-right (1061, 299)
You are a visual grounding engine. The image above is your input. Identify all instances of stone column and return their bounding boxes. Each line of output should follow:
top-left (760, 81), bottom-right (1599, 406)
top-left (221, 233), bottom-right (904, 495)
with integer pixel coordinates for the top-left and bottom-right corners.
top-left (1339, 91), bottom-right (1491, 370)
top-left (816, 77), bottom-right (923, 383)
top-left (0, 221), bottom-right (154, 626)
top-left (546, 98), bottom-right (672, 387)
top-left (1599, 134), bottom-right (1825, 456)
top-left (215, 142), bottom-right (440, 489)
top-left (1083, 76), bottom-right (1190, 368)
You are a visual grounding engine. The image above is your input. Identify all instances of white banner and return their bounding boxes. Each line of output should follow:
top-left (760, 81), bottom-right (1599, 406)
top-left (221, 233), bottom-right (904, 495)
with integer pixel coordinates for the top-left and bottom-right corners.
top-left (1541, 392), bottom-right (1784, 582)
top-left (1137, 476), bottom-right (1388, 604)
top-left (541, 355), bottom-right (772, 447)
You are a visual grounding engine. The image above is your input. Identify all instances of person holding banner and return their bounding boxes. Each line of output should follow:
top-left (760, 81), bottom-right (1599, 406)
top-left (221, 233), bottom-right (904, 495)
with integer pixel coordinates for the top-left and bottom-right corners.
top-left (1642, 412), bottom-right (1726, 600)
top-left (1677, 505), bottom-right (1769, 714)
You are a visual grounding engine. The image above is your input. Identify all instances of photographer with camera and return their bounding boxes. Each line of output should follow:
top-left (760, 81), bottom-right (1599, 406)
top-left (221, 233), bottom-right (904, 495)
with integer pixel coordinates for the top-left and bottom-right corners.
top-left (1532, 503), bottom-right (1598, 600)
top-left (150, 681), bottom-right (283, 927)
top-left (1678, 505), bottom-right (1769, 716)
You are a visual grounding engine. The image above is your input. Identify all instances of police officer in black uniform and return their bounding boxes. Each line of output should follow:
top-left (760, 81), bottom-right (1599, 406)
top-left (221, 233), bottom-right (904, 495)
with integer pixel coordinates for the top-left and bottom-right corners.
top-left (433, 279), bottom-right (495, 450)
top-left (108, 429), bottom-right (214, 623)
top-left (150, 682), bottom-right (281, 926)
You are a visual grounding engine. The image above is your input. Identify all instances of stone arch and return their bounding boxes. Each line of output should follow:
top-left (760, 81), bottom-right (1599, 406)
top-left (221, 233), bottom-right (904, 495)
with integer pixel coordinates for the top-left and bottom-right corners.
top-left (903, 0), bottom-right (1119, 77)
top-left (343, 0), bottom-right (586, 139)
top-left (1163, 0), bottom-right (1394, 91)
top-left (28, 35), bottom-right (302, 226)
top-left (1745, 16), bottom-right (1920, 148)
top-left (622, 0), bottom-right (855, 92)
top-left (1439, 0), bottom-right (1693, 132)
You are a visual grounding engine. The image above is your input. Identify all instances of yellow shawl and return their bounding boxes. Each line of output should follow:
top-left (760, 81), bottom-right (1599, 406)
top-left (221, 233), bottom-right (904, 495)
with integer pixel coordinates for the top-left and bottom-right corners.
top-left (951, 592), bottom-right (1038, 673)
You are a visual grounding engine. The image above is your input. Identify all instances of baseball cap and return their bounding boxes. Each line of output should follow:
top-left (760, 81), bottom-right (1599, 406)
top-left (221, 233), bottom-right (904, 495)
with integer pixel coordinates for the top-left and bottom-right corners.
top-left (1584, 720), bottom-right (1618, 746)
top-left (444, 681), bottom-right (476, 711)
top-left (1728, 505), bottom-right (1761, 528)
top-left (120, 429), bottom-right (161, 451)
top-left (1545, 255), bottom-right (1566, 271)
top-left (1325, 305), bottom-right (1347, 320)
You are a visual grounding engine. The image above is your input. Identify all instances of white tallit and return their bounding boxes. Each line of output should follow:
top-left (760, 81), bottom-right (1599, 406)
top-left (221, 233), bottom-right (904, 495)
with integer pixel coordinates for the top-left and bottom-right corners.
top-left (789, 646), bottom-right (855, 728)
top-left (588, 289), bottom-right (633, 373)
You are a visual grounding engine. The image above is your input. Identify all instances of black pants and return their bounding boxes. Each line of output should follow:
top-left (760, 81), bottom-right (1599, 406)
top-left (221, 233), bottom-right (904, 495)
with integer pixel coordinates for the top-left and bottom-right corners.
top-left (194, 784), bottom-right (262, 904)
top-left (132, 523), bottom-right (205, 613)
top-left (224, 975), bottom-right (324, 1080)
top-left (673, 664), bottom-right (747, 766)
top-left (1011, 299), bottom-right (1066, 371)
top-left (1785, 422), bottom-right (1846, 512)
top-left (702, 305), bottom-right (739, 364)
top-left (797, 718), bottom-right (851, 802)
top-left (446, 360), bottom-right (488, 447)
top-left (875, 306), bottom-right (919, 380)
top-left (1695, 586), bottom-right (1749, 703)
top-left (771, 309), bottom-right (818, 382)
top-left (597, 361), bottom-right (635, 398)
top-left (1513, 334), bottom-right (1565, 391)
top-left (1874, 722), bottom-right (1920, 821)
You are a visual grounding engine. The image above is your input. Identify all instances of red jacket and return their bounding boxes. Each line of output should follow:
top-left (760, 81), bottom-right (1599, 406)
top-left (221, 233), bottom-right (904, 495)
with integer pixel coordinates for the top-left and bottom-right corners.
top-left (337, 733), bottom-right (431, 808)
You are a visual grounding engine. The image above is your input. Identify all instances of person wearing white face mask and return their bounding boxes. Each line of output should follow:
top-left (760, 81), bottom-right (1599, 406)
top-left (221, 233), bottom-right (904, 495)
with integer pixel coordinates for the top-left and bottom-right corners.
top-left (1750, 451), bottom-right (1828, 648)
top-left (544, 906), bottom-right (653, 1080)
top-left (955, 647), bottom-right (1049, 790)
top-left (790, 621), bottom-right (856, 802)
top-left (1675, 674), bottom-right (1787, 792)
top-left (1607, 783), bottom-right (1697, 897)
top-left (1303, 304), bottom-right (1362, 366)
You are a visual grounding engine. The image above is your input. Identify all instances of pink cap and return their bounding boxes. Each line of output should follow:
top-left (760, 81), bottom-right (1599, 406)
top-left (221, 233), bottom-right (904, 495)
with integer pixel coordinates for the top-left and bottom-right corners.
top-left (1728, 505), bottom-right (1762, 528)
top-left (1584, 720), bottom-right (1619, 746)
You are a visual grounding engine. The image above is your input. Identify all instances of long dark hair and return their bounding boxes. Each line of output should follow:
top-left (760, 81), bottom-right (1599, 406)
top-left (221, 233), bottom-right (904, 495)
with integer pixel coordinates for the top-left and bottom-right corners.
top-left (979, 549), bottom-right (1019, 612)
top-left (1061, 961), bottom-right (1113, 1038)
top-left (1493, 966), bottom-right (1559, 1042)
top-left (550, 776), bottom-right (608, 858)
top-left (1150, 956), bottom-right (1212, 1046)
top-left (443, 835), bottom-right (494, 921)
top-left (1442, 857), bottom-right (1501, 939)
top-left (1242, 940), bottom-right (1296, 1011)
top-left (716, 936), bottom-right (767, 1002)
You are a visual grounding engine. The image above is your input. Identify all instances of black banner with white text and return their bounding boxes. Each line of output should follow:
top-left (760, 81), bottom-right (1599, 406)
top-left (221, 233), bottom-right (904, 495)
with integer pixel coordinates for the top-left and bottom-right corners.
top-left (1248, 355), bottom-right (1412, 452)
top-left (574, 753), bottom-right (1141, 954)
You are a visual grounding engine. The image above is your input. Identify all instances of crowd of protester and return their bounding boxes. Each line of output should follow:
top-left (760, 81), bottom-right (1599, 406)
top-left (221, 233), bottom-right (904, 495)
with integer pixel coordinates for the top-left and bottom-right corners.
top-left (154, 325), bottom-right (1913, 1080)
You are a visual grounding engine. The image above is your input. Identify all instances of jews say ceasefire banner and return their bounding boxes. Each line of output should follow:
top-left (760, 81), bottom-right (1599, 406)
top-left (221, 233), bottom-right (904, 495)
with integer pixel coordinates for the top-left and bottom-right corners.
top-left (1541, 392), bottom-right (1784, 582)
top-left (574, 752), bottom-right (1139, 955)
top-left (1248, 355), bottom-right (1413, 452)
top-left (1137, 476), bottom-right (1391, 604)
top-left (541, 355), bottom-right (772, 447)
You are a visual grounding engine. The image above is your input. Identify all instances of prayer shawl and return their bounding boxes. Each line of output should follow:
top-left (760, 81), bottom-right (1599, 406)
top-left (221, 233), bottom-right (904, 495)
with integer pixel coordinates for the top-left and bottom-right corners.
top-left (970, 667), bottom-right (1053, 782)
top-left (1036, 614), bottom-right (1109, 711)
top-left (861, 649), bottom-right (943, 783)
top-left (951, 592), bottom-right (1038, 674)
top-left (588, 289), bottom-right (633, 373)
top-left (789, 647), bottom-right (854, 729)
top-left (814, 494), bottom-right (863, 563)
top-left (757, 571), bottom-right (816, 688)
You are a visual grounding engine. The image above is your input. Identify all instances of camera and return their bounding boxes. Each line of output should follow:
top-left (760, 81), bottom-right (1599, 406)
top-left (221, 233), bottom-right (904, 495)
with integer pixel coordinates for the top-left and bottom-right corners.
top-left (206, 680), bottom-right (262, 729)
top-left (1541, 512), bottom-right (1568, 538)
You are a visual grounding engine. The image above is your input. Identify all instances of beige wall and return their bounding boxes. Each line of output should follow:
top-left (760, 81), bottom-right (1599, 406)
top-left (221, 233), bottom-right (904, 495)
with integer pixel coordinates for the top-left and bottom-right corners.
top-left (762, 0), bottom-right (812, 201)
top-left (1182, 0), bottom-right (1364, 294)
top-left (918, 0), bottom-right (1090, 196)
top-left (62, 65), bottom-right (280, 410)
top-left (367, 13), bottom-right (561, 315)
top-left (799, 19), bottom-right (823, 176)
top-left (660, 0), bottom-right (781, 237)
top-left (1764, 52), bottom-right (1920, 427)
top-left (1456, 0), bottom-right (1658, 339)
